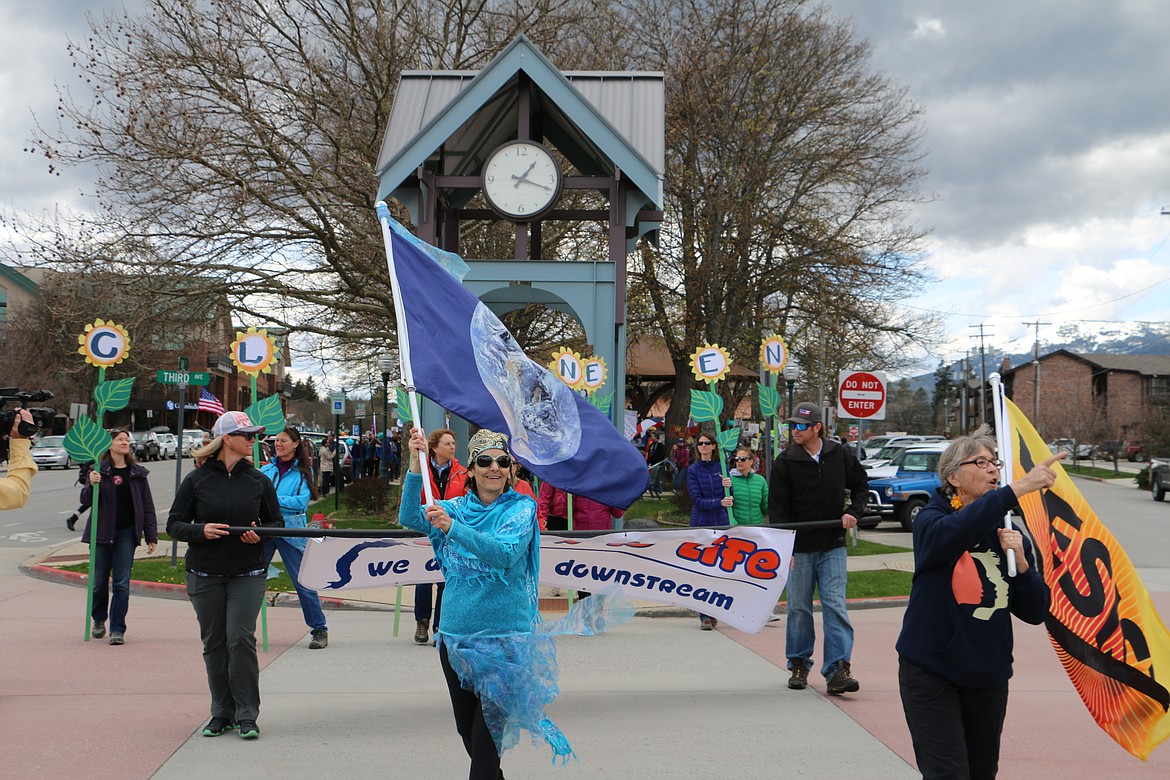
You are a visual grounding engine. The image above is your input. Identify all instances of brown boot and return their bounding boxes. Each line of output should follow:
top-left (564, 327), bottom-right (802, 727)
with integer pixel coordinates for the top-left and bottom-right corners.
top-left (414, 620), bottom-right (429, 645)
top-left (788, 659), bottom-right (809, 690)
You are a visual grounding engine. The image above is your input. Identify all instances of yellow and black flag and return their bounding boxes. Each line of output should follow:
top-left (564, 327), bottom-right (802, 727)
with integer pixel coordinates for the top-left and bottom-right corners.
top-left (1004, 397), bottom-right (1170, 759)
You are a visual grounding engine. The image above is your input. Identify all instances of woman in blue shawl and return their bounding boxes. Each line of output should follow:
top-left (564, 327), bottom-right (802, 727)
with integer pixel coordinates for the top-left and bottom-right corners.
top-left (400, 427), bottom-right (566, 778)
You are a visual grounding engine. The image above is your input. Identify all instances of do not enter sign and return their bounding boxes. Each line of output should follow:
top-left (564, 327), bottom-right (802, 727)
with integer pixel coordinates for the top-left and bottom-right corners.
top-left (838, 370), bottom-right (887, 420)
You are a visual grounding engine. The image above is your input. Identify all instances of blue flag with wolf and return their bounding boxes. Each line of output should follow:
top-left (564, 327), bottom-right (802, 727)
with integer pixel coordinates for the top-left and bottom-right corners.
top-left (376, 203), bottom-right (649, 509)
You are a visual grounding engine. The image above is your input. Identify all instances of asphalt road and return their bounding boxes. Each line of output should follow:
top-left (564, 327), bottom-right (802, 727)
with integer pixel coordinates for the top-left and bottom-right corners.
top-left (0, 456), bottom-right (190, 550)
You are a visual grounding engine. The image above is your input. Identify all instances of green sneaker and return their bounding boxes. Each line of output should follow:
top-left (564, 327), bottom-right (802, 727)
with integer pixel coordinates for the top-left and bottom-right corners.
top-left (202, 717), bottom-right (236, 737)
top-left (238, 719), bottom-right (260, 739)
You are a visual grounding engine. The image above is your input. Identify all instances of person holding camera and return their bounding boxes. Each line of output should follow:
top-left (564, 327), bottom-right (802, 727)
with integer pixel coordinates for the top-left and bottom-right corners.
top-left (0, 409), bottom-right (38, 510)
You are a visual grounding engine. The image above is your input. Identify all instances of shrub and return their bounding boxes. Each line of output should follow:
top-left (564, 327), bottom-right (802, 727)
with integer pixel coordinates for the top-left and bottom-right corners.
top-left (1136, 467), bottom-right (1150, 491)
top-left (346, 476), bottom-right (392, 515)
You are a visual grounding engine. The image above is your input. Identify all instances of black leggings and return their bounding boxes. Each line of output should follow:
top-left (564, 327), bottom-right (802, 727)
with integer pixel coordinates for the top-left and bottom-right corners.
top-left (439, 643), bottom-right (504, 780)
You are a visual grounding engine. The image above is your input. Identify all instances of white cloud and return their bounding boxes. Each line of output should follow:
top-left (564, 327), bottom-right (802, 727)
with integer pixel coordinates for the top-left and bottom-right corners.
top-left (910, 17), bottom-right (945, 38)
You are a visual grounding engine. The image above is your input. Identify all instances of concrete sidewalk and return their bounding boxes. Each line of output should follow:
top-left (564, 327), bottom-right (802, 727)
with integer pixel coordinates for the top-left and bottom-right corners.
top-left (10, 541), bottom-right (1170, 779)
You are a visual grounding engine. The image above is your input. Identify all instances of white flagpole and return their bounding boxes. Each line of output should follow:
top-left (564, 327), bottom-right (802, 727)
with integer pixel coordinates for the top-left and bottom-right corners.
top-left (376, 202), bottom-right (436, 507)
top-left (989, 373), bottom-right (1017, 577)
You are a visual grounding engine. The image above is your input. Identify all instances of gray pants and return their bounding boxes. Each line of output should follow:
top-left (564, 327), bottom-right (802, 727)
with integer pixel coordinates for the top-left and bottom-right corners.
top-left (186, 572), bottom-right (266, 721)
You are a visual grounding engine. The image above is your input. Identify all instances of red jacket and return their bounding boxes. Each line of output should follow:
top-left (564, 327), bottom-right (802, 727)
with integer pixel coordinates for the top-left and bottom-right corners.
top-left (420, 458), bottom-right (468, 503)
top-left (537, 481), bottom-right (623, 532)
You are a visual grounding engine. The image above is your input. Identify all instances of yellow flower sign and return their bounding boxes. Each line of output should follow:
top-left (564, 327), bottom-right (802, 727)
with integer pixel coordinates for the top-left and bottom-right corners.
top-left (548, 347), bottom-right (585, 391)
top-left (77, 319), bottom-right (130, 367)
top-left (230, 327), bottom-right (279, 375)
top-left (690, 343), bottom-right (731, 383)
top-left (759, 334), bottom-right (788, 374)
top-left (581, 354), bottom-right (608, 393)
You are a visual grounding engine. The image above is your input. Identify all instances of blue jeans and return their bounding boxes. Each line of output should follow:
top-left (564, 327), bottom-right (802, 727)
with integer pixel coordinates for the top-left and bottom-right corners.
top-left (785, 546), bottom-right (854, 679)
top-left (265, 537), bottom-right (327, 631)
top-left (92, 526), bottom-right (136, 633)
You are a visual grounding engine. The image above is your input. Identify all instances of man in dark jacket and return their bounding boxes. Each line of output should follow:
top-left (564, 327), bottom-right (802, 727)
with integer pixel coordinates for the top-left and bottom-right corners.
top-left (768, 401), bottom-right (868, 695)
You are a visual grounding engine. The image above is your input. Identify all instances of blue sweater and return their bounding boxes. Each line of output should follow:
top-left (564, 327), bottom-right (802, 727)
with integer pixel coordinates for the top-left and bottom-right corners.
top-left (688, 458), bottom-right (730, 527)
top-left (398, 471), bottom-right (538, 637)
top-left (896, 486), bottom-right (1050, 689)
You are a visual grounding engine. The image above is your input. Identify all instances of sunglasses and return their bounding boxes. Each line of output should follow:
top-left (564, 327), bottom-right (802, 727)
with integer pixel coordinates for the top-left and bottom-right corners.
top-left (228, 431), bottom-right (256, 441)
top-left (792, 423), bottom-right (813, 431)
top-left (475, 454), bottom-right (512, 469)
top-left (697, 441), bottom-right (715, 447)
top-left (734, 456), bottom-right (752, 462)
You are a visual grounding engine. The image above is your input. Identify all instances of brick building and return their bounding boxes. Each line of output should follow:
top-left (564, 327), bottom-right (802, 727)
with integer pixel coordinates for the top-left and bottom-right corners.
top-left (1002, 350), bottom-right (1170, 443)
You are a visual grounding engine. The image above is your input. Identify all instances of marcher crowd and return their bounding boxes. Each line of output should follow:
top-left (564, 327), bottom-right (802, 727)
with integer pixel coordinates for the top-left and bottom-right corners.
top-left (53, 400), bottom-right (1063, 780)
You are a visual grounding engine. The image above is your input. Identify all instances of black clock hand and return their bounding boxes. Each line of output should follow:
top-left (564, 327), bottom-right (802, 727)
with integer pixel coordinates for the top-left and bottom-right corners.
top-left (510, 173), bottom-right (553, 191)
top-left (511, 160), bottom-right (538, 187)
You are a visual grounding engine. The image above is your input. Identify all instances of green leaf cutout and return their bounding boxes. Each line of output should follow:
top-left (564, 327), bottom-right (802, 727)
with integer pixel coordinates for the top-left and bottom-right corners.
top-left (757, 382), bottom-right (781, 420)
top-left (93, 377), bottom-right (135, 415)
top-left (690, 388), bottom-right (724, 422)
top-left (64, 415), bottom-right (110, 465)
top-left (717, 427), bottom-right (740, 454)
top-left (245, 394), bottom-right (286, 435)
top-left (588, 391), bottom-right (613, 416)
top-left (396, 387), bottom-right (412, 424)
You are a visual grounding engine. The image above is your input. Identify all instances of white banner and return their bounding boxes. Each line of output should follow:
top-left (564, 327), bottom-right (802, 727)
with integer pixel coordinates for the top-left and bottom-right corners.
top-left (299, 526), bottom-right (796, 634)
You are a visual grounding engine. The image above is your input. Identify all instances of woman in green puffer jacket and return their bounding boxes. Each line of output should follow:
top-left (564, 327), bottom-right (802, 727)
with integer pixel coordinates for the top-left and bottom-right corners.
top-left (729, 446), bottom-right (768, 525)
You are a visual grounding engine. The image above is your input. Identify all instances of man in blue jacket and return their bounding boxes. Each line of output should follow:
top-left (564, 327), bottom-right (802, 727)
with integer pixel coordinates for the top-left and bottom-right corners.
top-left (768, 401), bottom-right (868, 695)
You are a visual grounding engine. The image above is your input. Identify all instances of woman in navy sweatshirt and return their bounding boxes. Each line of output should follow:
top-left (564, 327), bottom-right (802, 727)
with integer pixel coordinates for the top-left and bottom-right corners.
top-left (896, 426), bottom-right (1062, 779)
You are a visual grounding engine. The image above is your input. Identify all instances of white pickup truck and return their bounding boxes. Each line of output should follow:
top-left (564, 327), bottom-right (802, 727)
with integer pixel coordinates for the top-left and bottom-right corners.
top-left (1152, 458), bottom-right (1170, 502)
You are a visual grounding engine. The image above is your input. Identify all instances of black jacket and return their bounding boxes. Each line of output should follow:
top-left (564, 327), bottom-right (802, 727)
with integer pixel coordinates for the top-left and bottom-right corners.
top-left (896, 487), bottom-right (1048, 689)
top-left (166, 456), bottom-right (283, 576)
top-left (768, 437), bottom-right (868, 553)
top-left (79, 461), bottom-right (158, 547)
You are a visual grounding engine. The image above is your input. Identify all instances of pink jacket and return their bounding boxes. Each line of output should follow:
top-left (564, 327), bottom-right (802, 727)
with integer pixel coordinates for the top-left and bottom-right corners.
top-left (537, 482), bottom-right (624, 531)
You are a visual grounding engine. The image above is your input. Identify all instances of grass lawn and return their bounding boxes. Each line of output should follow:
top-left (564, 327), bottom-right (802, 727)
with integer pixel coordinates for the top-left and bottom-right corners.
top-left (1063, 463), bottom-right (1137, 479)
top-left (58, 557), bottom-right (298, 591)
top-left (841, 570), bottom-right (913, 599)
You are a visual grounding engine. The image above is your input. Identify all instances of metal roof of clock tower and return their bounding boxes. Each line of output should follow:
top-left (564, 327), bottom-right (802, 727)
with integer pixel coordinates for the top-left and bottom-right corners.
top-left (375, 35), bottom-right (664, 216)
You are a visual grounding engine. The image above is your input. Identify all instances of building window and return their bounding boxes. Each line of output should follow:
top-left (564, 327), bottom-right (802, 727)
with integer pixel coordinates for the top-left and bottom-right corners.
top-left (1150, 376), bottom-right (1169, 402)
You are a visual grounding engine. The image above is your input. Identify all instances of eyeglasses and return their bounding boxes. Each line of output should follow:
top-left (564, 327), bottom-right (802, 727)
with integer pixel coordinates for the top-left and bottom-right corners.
top-left (697, 441), bottom-right (715, 447)
top-left (475, 454), bottom-right (512, 469)
top-left (734, 456), bottom-right (752, 462)
top-left (228, 431), bottom-right (256, 441)
top-left (793, 423), bottom-right (813, 431)
top-left (958, 456), bottom-right (1003, 470)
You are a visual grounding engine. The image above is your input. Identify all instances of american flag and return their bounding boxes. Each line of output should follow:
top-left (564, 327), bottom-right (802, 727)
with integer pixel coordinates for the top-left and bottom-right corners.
top-left (198, 389), bottom-right (225, 416)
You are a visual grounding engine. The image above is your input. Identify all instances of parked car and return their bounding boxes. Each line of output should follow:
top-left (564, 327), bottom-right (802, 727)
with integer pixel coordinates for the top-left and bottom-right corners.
top-left (1048, 438), bottom-right (1094, 460)
top-left (1125, 441), bottom-right (1146, 462)
top-left (866, 444), bottom-right (949, 530)
top-left (30, 435), bottom-right (76, 469)
top-left (862, 437), bottom-right (942, 469)
top-left (182, 429), bottom-right (207, 457)
top-left (155, 432), bottom-right (179, 459)
top-left (130, 431), bottom-right (161, 461)
top-left (1151, 458), bottom-right (1170, 502)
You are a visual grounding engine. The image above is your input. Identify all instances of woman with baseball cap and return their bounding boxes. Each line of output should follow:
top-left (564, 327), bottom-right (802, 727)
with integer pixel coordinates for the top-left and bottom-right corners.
top-left (166, 411), bottom-right (283, 741)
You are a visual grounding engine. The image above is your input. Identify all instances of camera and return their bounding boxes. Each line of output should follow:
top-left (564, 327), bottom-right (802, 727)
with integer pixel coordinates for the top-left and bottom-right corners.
top-left (0, 388), bottom-right (55, 438)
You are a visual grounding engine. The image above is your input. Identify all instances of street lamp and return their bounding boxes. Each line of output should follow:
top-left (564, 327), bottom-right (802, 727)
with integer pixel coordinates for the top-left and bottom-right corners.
top-left (782, 359), bottom-right (801, 443)
top-left (378, 352), bottom-right (394, 480)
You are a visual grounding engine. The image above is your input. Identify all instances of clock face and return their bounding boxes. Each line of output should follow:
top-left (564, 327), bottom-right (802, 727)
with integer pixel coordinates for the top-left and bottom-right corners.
top-left (481, 141), bottom-right (562, 221)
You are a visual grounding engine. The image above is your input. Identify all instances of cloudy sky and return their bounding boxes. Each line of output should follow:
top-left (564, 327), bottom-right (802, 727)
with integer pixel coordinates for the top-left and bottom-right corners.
top-left (825, 0), bottom-right (1170, 361)
top-left (3, 0), bottom-right (1169, 371)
